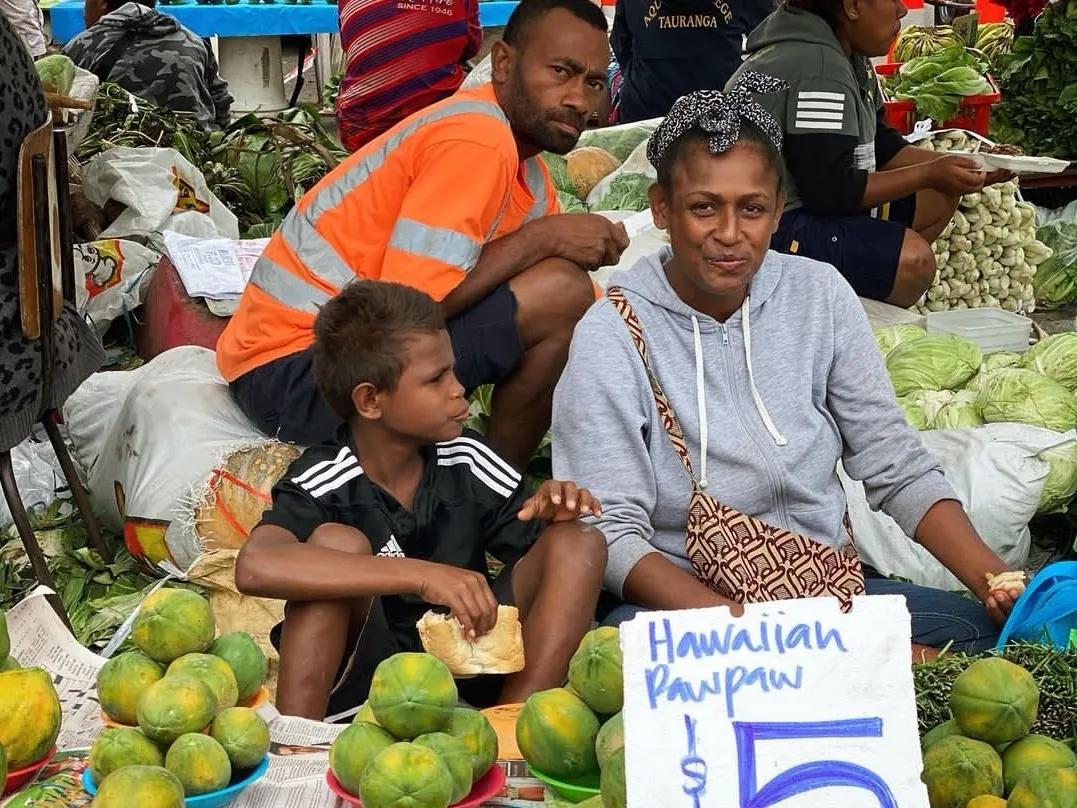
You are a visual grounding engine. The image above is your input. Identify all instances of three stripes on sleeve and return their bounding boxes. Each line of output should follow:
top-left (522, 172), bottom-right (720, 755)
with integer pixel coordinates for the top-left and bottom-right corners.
top-left (794, 90), bottom-right (846, 131)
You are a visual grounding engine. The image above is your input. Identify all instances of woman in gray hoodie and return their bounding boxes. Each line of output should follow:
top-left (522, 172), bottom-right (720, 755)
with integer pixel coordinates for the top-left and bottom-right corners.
top-left (552, 79), bottom-right (1021, 658)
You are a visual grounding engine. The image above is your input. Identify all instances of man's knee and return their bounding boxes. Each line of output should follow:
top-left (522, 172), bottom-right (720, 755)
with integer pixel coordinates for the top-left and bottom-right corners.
top-left (899, 233), bottom-right (937, 289)
top-left (515, 258), bottom-right (596, 323)
top-left (307, 524), bottom-right (374, 555)
top-left (889, 232), bottom-right (937, 306)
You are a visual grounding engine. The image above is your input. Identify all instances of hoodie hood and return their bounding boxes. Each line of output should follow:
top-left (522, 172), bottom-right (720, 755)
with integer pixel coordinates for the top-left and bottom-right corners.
top-left (745, 6), bottom-right (843, 57)
top-left (609, 248), bottom-right (790, 487)
top-left (99, 2), bottom-right (179, 35)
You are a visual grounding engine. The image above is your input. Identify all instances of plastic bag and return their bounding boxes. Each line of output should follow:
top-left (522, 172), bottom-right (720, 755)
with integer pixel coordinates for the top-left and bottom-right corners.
top-left (81, 147), bottom-right (239, 242)
top-left (65, 66), bottom-right (100, 151)
top-left (591, 210), bottom-right (669, 290)
top-left (63, 346), bottom-right (290, 573)
top-left (996, 561), bottom-right (1077, 649)
top-left (74, 239), bottom-right (161, 335)
top-left (839, 423), bottom-right (1063, 592)
top-left (586, 136), bottom-right (656, 210)
top-left (462, 54), bottom-right (493, 89)
top-left (0, 433), bottom-right (64, 528)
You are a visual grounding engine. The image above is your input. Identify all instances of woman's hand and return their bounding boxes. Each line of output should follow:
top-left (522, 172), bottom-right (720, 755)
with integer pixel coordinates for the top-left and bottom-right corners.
top-left (984, 586), bottom-right (1020, 627)
top-left (518, 480), bottom-right (602, 522)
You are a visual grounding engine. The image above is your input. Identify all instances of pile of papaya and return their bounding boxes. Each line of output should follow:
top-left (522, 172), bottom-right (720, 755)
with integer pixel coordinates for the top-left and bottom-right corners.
top-left (88, 588), bottom-right (271, 806)
top-left (516, 627), bottom-right (626, 808)
top-left (0, 607), bottom-right (64, 788)
top-left (920, 657), bottom-right (1076, 808)
top-left (329, 652), bottom-right (500, 808)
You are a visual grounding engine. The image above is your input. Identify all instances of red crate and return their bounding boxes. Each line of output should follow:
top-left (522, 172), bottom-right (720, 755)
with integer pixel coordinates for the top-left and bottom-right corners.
top-left (875, 61), bottom-right (1001, 136)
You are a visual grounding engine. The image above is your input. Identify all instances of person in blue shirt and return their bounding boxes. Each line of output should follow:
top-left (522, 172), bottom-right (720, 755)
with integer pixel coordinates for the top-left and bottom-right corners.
top-left (610, 0), bottom-right (777, 123)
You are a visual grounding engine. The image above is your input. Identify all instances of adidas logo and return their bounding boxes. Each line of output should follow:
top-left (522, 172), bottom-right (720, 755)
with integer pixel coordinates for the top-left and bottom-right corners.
top-left (377, 536), bottom-right (405, 558)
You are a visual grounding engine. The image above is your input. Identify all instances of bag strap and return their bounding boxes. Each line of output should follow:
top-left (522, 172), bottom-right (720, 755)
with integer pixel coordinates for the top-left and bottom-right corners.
top-left (90, 30), bottom-right (139, 84)
top-left (607, 287), bottom-right (699, 484)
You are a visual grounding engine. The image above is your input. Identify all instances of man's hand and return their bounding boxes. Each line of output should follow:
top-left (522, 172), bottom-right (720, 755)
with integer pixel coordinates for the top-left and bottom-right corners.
top-left (417, 564), bottom-right (498, 639)
top-left (984, 168), bottom-right (1017, 187)
top-left (529, 214), bottom-right (630, 271)
top-left (518, 480), bottom-right (602, 522)
top-left (928, 155), bottom-right (988, 196)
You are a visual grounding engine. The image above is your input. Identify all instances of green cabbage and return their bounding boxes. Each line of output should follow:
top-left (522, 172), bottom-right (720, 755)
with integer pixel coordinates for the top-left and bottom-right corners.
top-left (983, 352), bottom-right (1022, 372)
top-left (1033, 446), bottom-right (1077, 514)
top-left (932, 390), bottom-right (984, 430)
top-left (1021, 333), bottom-right (1077, 392)
top-left (874, 324), bottom-right (927, 359)
top-left (541, 153), bottom-right (574, 196)
top-left (1038, 444), bottom-right (1077, 514)
top-left (577, 125), bottom-right (652, 163)
top-left (976, 368), bottom-right (1077, 432)
top-left (594, 172), bottom-right (652, 212)
top-left (965, 352), bottom-right (1022, 393)
top-left (886, 334), bottom-right (983, 397)
top-left (557, 190), bottom-right (589, 213)
top-left (897, 396), bottom-right (931, 430)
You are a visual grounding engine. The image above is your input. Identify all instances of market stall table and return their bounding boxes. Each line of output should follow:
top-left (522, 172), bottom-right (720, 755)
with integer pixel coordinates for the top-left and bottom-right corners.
top-left (48, 1), bottom-right (520, 110)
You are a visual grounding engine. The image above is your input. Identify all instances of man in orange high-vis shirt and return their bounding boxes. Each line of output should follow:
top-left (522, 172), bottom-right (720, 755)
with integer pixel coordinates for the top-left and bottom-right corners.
top-left (217, 0), bottom-right (627, 469)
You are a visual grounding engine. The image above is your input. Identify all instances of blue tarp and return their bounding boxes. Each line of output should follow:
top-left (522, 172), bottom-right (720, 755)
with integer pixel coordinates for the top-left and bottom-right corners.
top-left (50, 0), bottom-right (519, 42)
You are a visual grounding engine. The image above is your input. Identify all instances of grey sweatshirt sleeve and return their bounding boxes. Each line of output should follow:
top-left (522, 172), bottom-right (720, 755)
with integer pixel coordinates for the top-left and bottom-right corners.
top-left (552, 307), bottom-right (660, 597)
top-left (826, 276), bottom-right (957, 537)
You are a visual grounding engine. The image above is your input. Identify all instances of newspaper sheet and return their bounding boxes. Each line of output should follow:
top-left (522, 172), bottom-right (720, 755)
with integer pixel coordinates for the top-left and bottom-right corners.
top-left (163, 230), bottom-right (268, 300)
top-left (2, 588), bottom-right (549, 807)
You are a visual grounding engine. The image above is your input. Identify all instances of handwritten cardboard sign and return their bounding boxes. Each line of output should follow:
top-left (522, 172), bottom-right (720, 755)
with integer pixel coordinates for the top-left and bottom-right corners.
top-left (620, 596), bottom-right (929, 807)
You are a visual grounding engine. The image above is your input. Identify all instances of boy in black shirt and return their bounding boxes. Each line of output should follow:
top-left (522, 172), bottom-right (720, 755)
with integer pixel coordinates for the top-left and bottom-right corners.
top-left (236, 280), bottom-right (607, 721)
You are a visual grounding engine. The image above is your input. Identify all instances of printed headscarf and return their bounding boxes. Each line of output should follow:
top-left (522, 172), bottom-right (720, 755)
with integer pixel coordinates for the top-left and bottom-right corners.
top-left (646, 72), bottom-right (788, 170)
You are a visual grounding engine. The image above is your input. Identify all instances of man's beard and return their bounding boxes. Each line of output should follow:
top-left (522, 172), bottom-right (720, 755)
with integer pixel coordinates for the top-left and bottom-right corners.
top-left (504, 72), bottom-right (586, 155)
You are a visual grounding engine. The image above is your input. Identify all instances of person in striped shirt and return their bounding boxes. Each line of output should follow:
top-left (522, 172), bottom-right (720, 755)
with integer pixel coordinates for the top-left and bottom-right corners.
top-left (236, 281), bottom-right (607, 720)
top-left (335, 0), bottom-right (482, 152)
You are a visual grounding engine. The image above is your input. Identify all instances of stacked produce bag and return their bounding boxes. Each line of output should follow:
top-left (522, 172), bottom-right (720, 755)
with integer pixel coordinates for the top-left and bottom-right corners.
top-left (876, 326), bottom-right (1077, 514)
top-left (542, 120), bottom-right (660, 215)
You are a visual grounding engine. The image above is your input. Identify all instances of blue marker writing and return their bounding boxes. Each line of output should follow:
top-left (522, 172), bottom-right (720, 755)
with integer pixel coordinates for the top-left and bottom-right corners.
top-left (681, 714), bottom-right (706, 808)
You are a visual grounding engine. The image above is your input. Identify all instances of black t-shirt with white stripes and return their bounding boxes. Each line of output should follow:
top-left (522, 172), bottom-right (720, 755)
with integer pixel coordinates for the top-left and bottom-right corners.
top-left (258, 427), bottom-right (539, 650)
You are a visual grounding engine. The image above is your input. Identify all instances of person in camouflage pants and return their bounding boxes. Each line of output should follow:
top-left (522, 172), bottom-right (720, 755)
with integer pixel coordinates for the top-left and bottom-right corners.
top-left (64, 0), bottom-right (232, 130)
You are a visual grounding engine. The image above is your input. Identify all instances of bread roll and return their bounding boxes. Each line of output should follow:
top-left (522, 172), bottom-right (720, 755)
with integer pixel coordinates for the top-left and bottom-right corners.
top-left (417, 605), bottom-right (525, 676)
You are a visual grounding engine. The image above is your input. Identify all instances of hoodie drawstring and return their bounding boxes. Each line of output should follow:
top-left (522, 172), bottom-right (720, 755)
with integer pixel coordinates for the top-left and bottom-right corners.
top-left (741, 296), bottom-right (788, 446)
top-left (690, 315), bottom-right (709, 489)
top-left (689, 298), bottom-right (786, 492)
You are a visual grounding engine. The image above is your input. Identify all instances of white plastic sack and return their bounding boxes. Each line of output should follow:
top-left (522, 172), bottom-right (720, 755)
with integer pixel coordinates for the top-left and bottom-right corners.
top-left (839, 423), bottom-right (1066, 592)
top-left (74, 238), bottom-right (161, 335)
top-left (63, 346), bottom-right (275, 572)
top-left (66, 67), bottom-right (100, 150)
top-left (0, 432), bottom-right (64, 528)
top-left (462, 55), bottom-right (493, 89)
top-left (861, 298), bottom-right (925, 330)
top-left (585, 135), bottom-right (656, 210)
top-left (592, 209), bottom-right (668, 289)
top-left (81, 147), bottom-right (239, 242)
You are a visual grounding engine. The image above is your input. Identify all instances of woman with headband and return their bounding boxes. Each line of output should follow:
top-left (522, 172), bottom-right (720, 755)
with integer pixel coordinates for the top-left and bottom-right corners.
top-left (551, 80), bottom-right (1022, 659)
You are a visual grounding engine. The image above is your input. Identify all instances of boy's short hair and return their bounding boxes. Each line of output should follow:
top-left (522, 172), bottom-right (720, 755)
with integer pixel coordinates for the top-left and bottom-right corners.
top-left (312, 281), bottom-right (446, 419)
